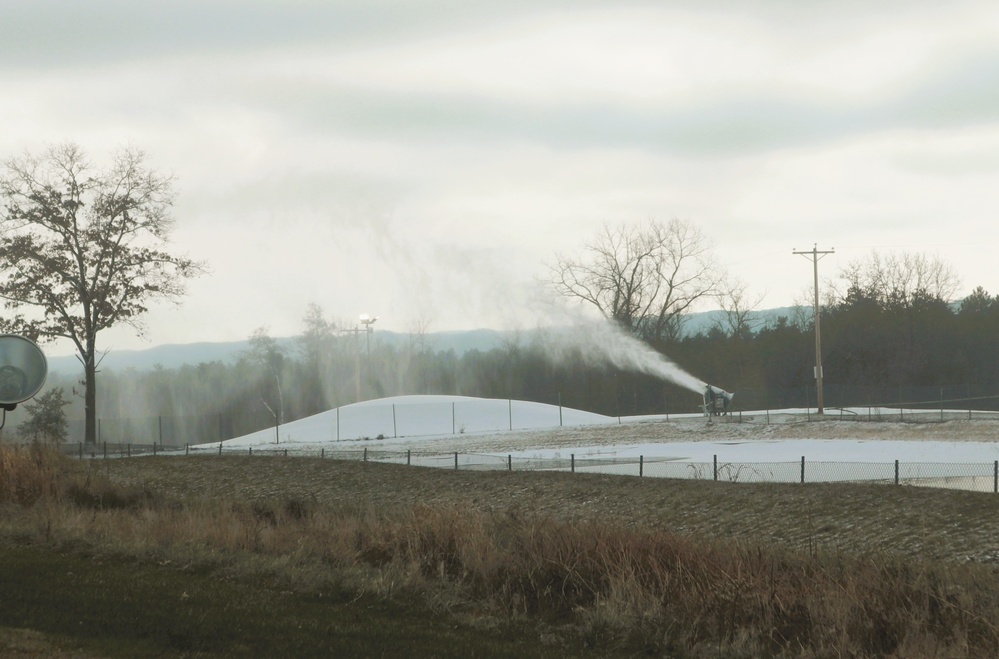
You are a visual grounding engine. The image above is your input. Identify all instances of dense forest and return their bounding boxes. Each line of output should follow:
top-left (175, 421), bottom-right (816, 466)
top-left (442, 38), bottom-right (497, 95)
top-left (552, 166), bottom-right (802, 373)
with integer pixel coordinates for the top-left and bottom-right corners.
top-left (20, 283), bottom-right (999, 447)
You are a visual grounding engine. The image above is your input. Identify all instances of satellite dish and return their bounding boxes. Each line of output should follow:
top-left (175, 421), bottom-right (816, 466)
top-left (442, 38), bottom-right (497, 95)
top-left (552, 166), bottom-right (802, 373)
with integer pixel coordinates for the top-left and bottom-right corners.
top-left (0, 335), bottom-right (48, 410)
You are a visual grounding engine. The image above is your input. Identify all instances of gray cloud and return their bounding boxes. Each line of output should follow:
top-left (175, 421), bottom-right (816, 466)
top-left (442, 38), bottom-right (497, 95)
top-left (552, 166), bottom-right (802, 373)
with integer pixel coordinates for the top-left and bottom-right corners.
top-left (6, 0), bottom-right (999, 352)
top-left (234, 50), bottom-right (999, 160)
top-left (1, 0), bottom-right (614, 70)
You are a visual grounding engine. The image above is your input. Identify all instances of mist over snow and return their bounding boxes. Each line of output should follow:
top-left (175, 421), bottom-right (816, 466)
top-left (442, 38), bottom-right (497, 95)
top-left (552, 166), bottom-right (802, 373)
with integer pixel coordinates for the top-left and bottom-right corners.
top-left (199, 395), bottom-right (999, 469)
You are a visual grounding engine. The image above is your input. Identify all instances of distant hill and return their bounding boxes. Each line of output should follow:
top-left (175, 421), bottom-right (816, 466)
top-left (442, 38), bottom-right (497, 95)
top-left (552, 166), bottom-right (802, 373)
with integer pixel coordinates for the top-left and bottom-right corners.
top-left (45, 340), bottom-right (256, 375)
top-left (44, 307), bottom-right (804, 375)
top-left (43, 330), bottom-right (512, 375)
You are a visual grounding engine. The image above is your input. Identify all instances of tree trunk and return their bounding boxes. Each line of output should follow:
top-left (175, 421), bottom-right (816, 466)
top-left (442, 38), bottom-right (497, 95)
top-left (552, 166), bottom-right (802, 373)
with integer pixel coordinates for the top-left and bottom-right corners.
top-left (84, 349), bottom-right (97, 444)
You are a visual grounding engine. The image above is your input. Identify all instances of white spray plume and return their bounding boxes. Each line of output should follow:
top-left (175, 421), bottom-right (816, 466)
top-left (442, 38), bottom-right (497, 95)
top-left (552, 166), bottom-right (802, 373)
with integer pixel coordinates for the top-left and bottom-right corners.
top-left (524, 296), bottom-right (708, 394)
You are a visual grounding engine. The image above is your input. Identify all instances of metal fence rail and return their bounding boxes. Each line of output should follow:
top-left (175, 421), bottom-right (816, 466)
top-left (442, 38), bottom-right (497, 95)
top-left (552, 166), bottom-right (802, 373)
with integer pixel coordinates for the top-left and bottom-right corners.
top-left (69, 441), bottom-right (999, 494)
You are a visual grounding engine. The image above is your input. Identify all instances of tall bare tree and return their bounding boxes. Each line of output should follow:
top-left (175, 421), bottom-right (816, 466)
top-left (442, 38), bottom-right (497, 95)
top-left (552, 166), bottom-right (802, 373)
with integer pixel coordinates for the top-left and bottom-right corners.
top-left (548, 218), bottom-right (723, 342)
top-left (0, 143), bottom-right (205, 443)
top-left (838, 250), bottom-right (960, 310)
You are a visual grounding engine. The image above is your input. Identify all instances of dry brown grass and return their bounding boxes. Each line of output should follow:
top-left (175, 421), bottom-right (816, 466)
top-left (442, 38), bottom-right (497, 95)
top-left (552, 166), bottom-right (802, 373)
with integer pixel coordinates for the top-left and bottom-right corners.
top-left (4, 445), bottom-right (999, 656)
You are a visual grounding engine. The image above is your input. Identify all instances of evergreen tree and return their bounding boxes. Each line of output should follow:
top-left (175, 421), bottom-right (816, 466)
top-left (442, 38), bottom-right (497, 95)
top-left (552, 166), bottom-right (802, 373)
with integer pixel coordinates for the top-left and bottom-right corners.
top-left (17, 387), bottom-right (69, 444)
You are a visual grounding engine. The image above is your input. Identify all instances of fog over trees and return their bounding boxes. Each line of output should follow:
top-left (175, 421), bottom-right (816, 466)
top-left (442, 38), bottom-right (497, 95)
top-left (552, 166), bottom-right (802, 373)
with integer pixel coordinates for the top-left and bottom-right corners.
top-left (26, 249), bottom-right (999, 445)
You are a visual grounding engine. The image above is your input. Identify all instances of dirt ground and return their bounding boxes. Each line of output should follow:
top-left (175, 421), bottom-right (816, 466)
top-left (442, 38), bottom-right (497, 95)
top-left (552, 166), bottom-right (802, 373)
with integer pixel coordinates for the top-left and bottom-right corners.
top-left (95, 416), bottom-right (999, 566)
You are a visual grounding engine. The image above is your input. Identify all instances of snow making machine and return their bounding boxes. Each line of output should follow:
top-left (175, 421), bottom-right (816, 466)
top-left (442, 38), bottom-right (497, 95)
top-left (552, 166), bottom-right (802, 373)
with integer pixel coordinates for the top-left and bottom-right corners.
top-left (702, 385), bottom-right (734, 417)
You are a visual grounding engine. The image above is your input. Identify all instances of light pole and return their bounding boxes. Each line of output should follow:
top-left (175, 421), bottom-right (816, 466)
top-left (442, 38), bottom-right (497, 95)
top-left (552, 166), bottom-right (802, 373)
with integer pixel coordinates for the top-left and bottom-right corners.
top-left (356, 314), bottom-right (377, 401)
top-left (793, 244), bottom-right (834, 414)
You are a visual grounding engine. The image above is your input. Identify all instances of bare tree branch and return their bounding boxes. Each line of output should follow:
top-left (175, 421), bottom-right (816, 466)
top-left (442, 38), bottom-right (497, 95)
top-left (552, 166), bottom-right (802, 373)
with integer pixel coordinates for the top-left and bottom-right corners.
top-left (548, 218), bottom-right (724, 342)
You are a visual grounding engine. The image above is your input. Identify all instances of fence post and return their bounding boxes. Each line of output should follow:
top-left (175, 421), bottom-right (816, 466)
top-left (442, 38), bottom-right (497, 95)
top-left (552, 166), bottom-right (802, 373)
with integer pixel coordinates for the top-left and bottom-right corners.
top-left (407, 449), bottom-right (411, 466)
top-left (639, 455), bottom-right (643, 477)
top-left (284, 449), bottom-right (287, 457)
top-left (994, 461), bottom-right (997, 494)
top-left (127, 444), bottom-right (131, 458)
top-left (800, 456), bottom-right (805, 484)
top-left (218, 442), bottom-right (222, 456)
top-left (249, 446), bottom-right (253, 456)
top-left (713, 455), bottom-right (717, 481)
top-left (508, 399), bottom-right (513, 431)
top-left (507, 454), bottom-right (512, 471)
top-left (571, 454), bottom-right (575, 473)
top-left (321, 448), bottom-right (325, 459)
top-left (185, 443), bottom-right (189, 456)
top-left (393, 404), bottom-right (397, 438)
top-left (454, 452), bottom-right (458, 470)
top-left (766, 409), bottom-right (770, 425)
top-left (452, 402), bottom-right (456, 435)
top-left (79, 442), bottom-right (82, 459)
top-left (363, 447), bottom-right (367, 462)
top-left (558, 392), bottom-right (563, 427)
top-left (895, 460), bottom-right (900, 485)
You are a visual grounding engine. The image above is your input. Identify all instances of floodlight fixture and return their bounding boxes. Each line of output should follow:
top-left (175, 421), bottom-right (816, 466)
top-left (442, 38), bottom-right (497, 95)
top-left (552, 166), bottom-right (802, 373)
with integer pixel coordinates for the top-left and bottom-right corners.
top-left (0, 335), bottom-right (48, 428)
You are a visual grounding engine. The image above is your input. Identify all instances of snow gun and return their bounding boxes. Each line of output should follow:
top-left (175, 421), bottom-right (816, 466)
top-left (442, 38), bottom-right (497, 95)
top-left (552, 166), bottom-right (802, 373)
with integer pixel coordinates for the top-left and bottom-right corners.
top-left (702, 384), bottom-right (734, 417)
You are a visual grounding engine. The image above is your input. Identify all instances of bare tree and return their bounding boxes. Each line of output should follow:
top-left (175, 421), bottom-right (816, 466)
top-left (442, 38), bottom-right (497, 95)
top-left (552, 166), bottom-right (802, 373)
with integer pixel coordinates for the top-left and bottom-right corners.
top-left (245, 326), bottom-right (286, 436)
top-left (406, 313), bottom-right (436, 356)
top-left (297, 303), bottom-right (353, 411)
top-left (298, 303), bottom-right (341, 365)
top-left (838, 250), bottom-right (960, 309)
top-left (0, 143), bottom-right (205, 443)
top-left (548, 218), bottom-right (723, 342)
top-left (715, 277), bottom-right (766, 337)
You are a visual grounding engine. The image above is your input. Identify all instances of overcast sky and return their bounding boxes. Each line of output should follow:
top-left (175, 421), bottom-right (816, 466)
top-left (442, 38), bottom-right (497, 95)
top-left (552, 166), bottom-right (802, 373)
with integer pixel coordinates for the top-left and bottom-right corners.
top-left (4, 0), bottom-right (999, 356)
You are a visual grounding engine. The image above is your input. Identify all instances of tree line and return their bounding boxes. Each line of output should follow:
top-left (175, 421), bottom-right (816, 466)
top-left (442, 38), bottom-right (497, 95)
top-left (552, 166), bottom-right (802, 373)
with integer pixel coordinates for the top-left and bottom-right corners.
top-left (17, 276), bottom-right (998, 446)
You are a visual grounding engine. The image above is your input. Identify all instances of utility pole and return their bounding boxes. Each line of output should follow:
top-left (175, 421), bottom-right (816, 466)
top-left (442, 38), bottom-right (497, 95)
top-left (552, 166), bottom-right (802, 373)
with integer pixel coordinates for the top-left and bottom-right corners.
top-left (359, 314), bottom-right (377, 398)
top-left (342, 314), bottom-right (379, 403)
top-left (793, 244), bottom-right (834, 414)
top-left (341, 325), bottom-right (365, 403)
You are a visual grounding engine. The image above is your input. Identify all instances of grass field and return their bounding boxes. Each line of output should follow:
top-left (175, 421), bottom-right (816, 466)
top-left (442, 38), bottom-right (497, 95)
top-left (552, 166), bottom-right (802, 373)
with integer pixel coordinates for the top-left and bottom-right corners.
top-left (3, 423), bottom-right (999, 656)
